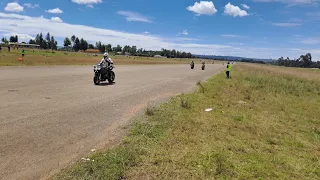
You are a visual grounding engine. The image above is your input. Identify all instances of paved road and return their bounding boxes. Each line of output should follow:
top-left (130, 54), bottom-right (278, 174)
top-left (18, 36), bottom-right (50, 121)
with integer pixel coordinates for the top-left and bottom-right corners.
top-left (0, 64), bottom-right (224, 180)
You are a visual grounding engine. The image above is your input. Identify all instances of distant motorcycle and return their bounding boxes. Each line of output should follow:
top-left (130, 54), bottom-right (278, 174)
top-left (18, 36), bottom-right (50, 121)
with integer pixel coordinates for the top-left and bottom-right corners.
top-left (190, 63), bottom-right (194, 69)
top-left (201, 64), bottom-right (205, 70)
top-left (93, 63), bottom-right (115, 85)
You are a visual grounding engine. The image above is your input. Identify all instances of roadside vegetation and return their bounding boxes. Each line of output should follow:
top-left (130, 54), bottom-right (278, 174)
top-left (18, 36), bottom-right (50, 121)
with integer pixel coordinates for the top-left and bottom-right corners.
top-left (53, 64), bottom-right (320, 180)
top-left (1, 32), bottom-right (195, 58)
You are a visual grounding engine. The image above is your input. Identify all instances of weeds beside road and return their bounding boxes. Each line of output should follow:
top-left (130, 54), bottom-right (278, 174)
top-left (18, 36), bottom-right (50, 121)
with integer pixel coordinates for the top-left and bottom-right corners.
top-left (54, 64), bottom-right (320, 180)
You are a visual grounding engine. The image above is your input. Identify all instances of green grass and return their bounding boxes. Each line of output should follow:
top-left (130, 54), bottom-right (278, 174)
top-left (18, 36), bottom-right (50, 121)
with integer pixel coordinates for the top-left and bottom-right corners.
top-left (52, 64), bottom-right (320, 180)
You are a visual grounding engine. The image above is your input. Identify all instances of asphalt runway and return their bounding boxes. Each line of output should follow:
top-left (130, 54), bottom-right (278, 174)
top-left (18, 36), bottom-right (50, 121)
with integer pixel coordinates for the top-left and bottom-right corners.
top-left (0, 64), bottom-right (224, 180)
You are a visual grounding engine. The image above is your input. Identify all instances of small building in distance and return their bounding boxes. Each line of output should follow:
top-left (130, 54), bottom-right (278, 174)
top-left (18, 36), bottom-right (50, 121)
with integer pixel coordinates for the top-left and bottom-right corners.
top-left (154, 55), bottom-right (167, 58)
top-left (85, 49), bottom-right (100, 53)
top-left (8, 42), bottom-right (40, 49)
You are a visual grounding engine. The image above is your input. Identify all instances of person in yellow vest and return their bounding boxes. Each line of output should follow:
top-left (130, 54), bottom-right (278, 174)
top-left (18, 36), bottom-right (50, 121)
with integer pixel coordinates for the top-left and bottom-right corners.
top-left (21, 49), bottom-right (25, 58)
top-left (226, 62), bottom-right (231, 78)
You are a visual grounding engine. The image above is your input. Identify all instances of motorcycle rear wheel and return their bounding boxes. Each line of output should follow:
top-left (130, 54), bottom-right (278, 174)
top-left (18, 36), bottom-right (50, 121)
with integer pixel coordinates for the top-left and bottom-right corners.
top-left (108, 71), bottom-right (115, 83)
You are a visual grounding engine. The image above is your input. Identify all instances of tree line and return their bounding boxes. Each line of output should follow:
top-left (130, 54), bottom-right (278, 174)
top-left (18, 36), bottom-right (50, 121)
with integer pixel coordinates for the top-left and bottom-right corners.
top-left (1, 36), bottom-right (18, 44)
top-left (1, 32), bottom-right (194, 58)
top-left (31, 32), bottom-right (58, 50)
top-left (63, 35), bottom-right (88, 52)
top-left (272, 53), bottom-right (320, 68)
top-left (62, 35), bottom-right (194, 58)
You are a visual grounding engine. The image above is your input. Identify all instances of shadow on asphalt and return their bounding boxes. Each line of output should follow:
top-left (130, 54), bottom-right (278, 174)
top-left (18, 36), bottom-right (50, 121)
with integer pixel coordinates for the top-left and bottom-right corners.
top-left (95, 82), bottom-right (116, 86)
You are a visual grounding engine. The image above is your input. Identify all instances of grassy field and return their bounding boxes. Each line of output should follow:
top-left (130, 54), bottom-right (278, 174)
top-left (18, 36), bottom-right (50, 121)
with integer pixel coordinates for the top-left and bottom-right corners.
top-left (0, 48), bottom-right (218, 66)
top-left (52, 63), bottom-right (320, 180)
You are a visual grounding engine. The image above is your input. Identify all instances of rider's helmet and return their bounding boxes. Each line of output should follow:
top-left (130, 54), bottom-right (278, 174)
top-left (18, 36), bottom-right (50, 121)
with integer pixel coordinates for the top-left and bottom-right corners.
top-left (103, 52), bottom-right (109, 58)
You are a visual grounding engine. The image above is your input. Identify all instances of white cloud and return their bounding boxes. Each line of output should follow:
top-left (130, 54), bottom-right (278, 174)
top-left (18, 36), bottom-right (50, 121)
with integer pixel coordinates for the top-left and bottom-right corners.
top-left (46, 8), bottom-right (63, 14)
top-left (187, 1), bottom-right (217, 16)
top-left (51, 17), bottom-right (63, 23)
top-left (144, 31), bottom-right (150, 34)
top-left (4, 2), bottom-right (24, 12)
top-left (180, 30), bottom-right (189, 35)
top-left (288, 18), bottom-right (303, 23)
top-left (222, 34), bottom-right (246, 38)
top-left (301, 38), bottom-right (320, 44)
top-left (86, 4), bottom-right (94, 8)
top-left (175, 37), bottom-right (199, 41)
top-left (117, 11), bottom-right (152, 23)
top-left (227, 42), bottom-right (244, 46)
top-left (71, 0), bottom-right (102, 5)
top-left (306, 11), bottom-right (320, 17)
top-left (271, 22), bottom-right (302, 27)
top-left (241, 4), bottom-right (250, 9)
top-left (224, 3), bottom-right (249, 17)
top-left (24, 3), bottom-right (39, 8)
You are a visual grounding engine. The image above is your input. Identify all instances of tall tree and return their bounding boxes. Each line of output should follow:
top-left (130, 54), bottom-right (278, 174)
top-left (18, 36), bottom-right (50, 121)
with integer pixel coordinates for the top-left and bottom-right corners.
top-left (122, 45), bottom-right (131, 54)
top-left (74, 37), bottom-right (80, 51)
top-left (15, 35), bottom-right (18, 42)
top-left (71, 35), bottom-right (76, 47)
top-left (51, 36), bottom-right (57, 50)
top-left (63, 37), bottom-right (71, 47)
top-left (88, 44), bottom-right (94, 49)
top-left (35, 34), bottom-right (40, 45)
top-left (42, 40), bottom-right (48, 49)
top-left (1, 37), bottom-right (9, 44)
top-left (39, 32), bottom-right (44, 48)
top-left (106, 44), bottom-right (112, 52)
top-left (80, 38), bottom-right (87, 51)
top-left (115, 45), bottom-right (122, 52)
top-left (171, 49), bottom-right (177, 58)
top-left (9, 36), bottom-right (15, 42)
top-left (96, 41), bottom-right (102, 51)
top-left (54, 40), bottom-right (58, 50)
top-left (131, 46), bottom-right (137, 55)
top-left (83, 40), bottom-right (88, 51)
top-left (46, 32), bottom-right (51, 49)
top-left (29, 39), bottom-right (36, 44)
top-left (100, 44), bottom-right (105, 53)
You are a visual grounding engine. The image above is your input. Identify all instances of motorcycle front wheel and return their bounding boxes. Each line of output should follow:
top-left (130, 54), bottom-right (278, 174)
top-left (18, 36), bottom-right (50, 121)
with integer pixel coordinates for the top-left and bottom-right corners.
top-left (94, 75), bottom-right (100, 85)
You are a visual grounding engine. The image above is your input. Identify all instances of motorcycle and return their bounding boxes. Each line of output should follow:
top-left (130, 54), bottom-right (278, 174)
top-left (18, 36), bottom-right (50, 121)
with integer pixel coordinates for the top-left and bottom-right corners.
top-left (201, 64), bottom-right (205, 70)
top-left (190, 63), bottom-right (194, 69)
top-left (93, 63), bottom-right (115, 85)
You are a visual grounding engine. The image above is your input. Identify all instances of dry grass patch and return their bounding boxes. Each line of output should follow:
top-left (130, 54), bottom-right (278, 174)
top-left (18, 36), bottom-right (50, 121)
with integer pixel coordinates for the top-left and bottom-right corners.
top-left (0, 49), bottom-right (219, 66)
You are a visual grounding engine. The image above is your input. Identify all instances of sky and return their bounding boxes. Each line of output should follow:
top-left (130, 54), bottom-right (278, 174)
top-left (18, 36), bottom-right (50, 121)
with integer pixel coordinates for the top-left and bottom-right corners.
top-left (0, 0), bottom-right (320, 60)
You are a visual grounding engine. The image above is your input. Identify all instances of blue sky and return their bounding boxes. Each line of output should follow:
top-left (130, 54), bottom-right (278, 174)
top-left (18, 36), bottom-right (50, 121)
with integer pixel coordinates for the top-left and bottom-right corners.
top-left (0, 0), bottom-right (320, 60)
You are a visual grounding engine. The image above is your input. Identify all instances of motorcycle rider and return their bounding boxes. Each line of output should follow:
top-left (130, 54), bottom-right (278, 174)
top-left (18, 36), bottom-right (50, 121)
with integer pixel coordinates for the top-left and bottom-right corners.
top-left (100, 52), bottom-right (113, 68)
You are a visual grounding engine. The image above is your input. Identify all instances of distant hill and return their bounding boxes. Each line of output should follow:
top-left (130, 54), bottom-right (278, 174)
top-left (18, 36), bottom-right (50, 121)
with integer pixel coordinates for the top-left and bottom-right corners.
top-left (194, 54), bottom-right (275, 63)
